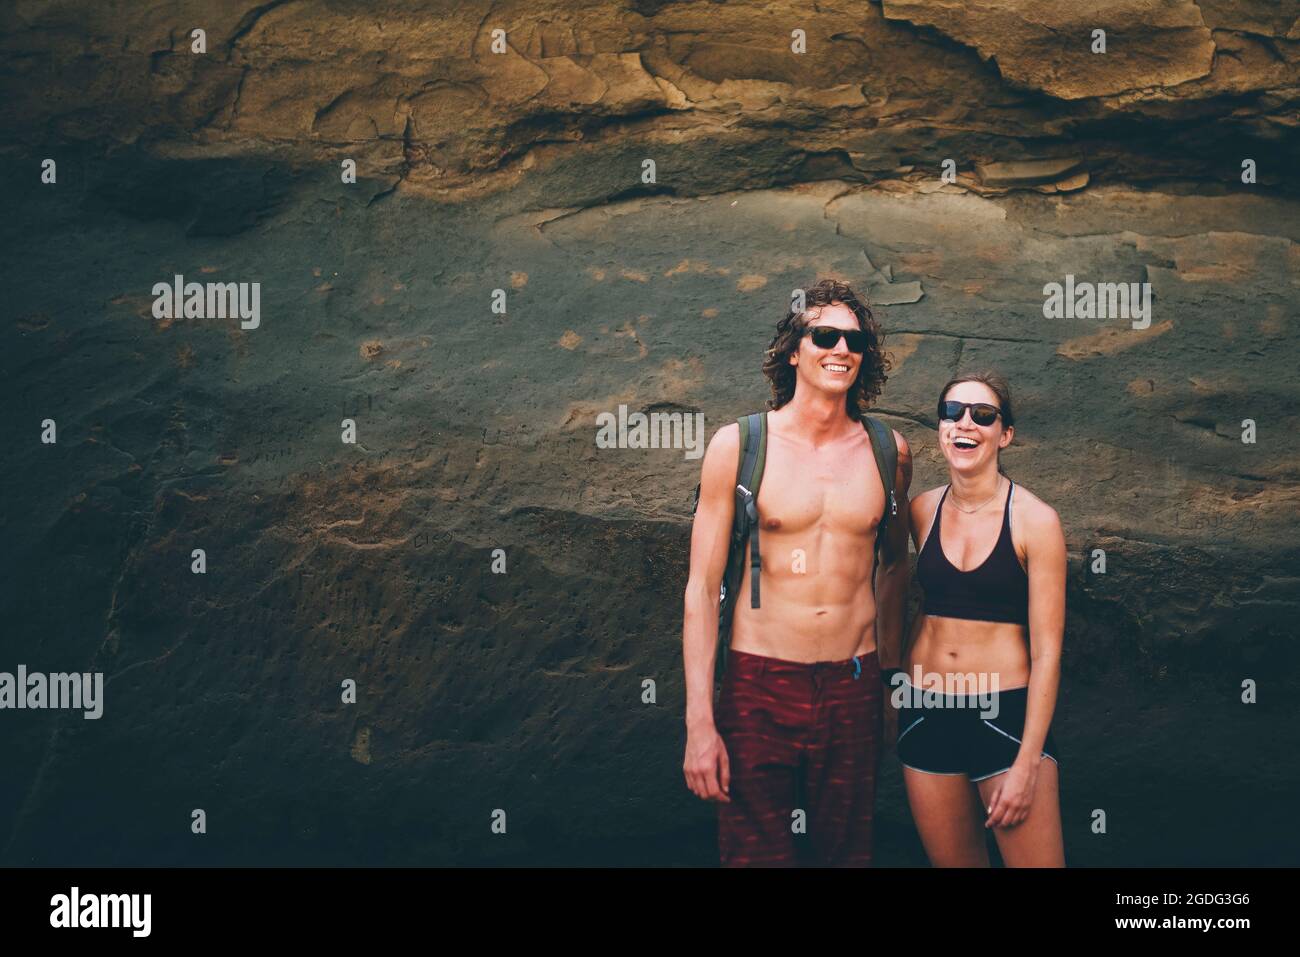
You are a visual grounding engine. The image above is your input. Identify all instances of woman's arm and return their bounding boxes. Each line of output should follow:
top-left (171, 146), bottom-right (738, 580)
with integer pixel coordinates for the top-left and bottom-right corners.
top-left (984, 493), bottom-right (1065, 830)
top-left (1016, 498), bottom-right (1066, 763)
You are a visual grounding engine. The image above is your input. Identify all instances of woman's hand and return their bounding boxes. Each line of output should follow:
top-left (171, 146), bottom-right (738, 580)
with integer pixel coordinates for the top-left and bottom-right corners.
top-left (984, 757), bottom-right (1038, 829)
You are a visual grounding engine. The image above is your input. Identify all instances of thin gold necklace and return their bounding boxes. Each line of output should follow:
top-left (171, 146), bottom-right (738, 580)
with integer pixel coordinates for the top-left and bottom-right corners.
top-left (948, 476), bottom-right (1003, 514)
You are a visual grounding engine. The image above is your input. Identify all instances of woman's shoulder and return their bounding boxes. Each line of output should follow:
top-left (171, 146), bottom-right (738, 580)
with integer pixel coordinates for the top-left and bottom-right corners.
top-left (1009, 481), bottom-right (1062, 534)
top-left (909, 485), bottom-right (947, 516)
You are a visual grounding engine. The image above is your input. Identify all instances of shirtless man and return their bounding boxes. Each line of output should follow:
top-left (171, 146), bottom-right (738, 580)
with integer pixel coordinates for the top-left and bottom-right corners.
top-left (682, 279), bottom-right (912, 866)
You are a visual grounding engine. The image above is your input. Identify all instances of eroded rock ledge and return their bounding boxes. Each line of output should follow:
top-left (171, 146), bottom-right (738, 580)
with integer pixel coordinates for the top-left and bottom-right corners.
top-left (2, 0), bottom-right (1297, 203)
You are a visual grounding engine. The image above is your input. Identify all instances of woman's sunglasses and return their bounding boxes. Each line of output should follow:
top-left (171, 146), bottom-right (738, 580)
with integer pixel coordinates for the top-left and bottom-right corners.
top-left (804, 326), bottom-right (869, 353)
top-left (938, 400), bottom-right (1002, 426)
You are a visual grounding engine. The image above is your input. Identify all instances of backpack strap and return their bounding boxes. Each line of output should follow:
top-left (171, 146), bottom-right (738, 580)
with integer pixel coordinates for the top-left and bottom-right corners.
top-left (714, 411), bottom-right (768, 677)
top-left (861, 415), bottom-right (898, 583)
top-left (736, 412), bottom-right (767, 607)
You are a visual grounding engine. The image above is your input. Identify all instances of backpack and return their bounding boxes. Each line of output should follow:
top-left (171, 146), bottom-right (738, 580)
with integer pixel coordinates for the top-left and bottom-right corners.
top-left (691, 411), bottom-right (898, 678)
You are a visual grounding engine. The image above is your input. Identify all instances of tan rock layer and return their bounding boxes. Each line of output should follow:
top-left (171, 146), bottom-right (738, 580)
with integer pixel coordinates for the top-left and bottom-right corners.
top-left (1, 1), bottom-right (1296, 201)
top-left (882, 0), bottom-right (1216, 99)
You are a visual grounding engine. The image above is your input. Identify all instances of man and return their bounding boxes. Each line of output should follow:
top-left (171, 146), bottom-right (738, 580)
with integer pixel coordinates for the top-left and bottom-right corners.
top-left (682, 278), bottom-right (912, 866)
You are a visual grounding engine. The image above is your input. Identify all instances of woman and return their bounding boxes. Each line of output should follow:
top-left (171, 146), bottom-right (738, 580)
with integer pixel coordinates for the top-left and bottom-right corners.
top-left (893, 372), bottom-right (1066, 866)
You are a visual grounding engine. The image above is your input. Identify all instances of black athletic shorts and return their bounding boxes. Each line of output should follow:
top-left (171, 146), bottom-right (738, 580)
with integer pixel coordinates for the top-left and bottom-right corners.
top-left (888, 674), bottom-right (1059, 782)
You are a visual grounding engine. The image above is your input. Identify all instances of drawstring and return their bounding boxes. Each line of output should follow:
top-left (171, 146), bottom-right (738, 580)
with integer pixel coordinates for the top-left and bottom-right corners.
top-left (852, 655), bottom-right (862, 680)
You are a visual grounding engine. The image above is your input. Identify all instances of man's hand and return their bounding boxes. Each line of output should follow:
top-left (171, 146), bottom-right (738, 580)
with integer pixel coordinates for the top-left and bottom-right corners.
top-left (684, 724), bottom-right (731, 803)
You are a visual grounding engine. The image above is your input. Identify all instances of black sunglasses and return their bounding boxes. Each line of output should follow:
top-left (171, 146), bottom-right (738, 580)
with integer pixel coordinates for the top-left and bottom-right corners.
top-left (804, 325), bottom-right (869, 353)
top-left (938, 400), bottom-right (1002, 427)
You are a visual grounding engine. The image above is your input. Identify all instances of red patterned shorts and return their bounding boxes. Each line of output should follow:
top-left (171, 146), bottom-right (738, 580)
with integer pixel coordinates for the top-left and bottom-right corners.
top-left (716, 648), bottom-right (882, 867)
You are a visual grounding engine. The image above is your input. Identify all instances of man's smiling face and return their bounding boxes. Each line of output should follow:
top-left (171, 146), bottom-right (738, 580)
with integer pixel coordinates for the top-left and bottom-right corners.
top-left (789, 302), bottom-right (861, 396)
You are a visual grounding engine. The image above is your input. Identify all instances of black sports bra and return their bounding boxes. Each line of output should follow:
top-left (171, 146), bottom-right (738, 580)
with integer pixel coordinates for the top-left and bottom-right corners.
top-left (915, 480), bottom-right (1029, 625)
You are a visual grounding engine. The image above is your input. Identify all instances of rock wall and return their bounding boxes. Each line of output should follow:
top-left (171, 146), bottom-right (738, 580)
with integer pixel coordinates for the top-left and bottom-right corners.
top-left (1, 0), bottom-right (1298, 865)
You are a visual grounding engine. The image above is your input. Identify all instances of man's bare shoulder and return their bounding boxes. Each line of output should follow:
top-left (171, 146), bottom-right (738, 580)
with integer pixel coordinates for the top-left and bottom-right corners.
top-left (704, 421), bottom-right (740, 461)
top-left (695, 422), bottom-right (741, 489)
top-left (891, 429), bottom-right (914, 491)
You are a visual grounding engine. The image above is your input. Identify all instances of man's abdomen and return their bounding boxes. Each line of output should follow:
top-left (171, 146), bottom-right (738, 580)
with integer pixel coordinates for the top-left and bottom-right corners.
top-left (729, 536), bottom-right (877, 662)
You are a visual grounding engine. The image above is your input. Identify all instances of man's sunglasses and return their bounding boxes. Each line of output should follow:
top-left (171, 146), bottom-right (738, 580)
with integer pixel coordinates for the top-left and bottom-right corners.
top-left (938, 400), bottom-right (1002, 427)
top-left (804, 326), bottom-right (869, 353)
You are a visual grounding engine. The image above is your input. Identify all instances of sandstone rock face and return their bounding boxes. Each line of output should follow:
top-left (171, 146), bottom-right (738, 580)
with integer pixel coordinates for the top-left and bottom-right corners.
top-left (882, 0), bottom-right (1217, 99)
top-left (1, 1), bottom-right (1298, 866)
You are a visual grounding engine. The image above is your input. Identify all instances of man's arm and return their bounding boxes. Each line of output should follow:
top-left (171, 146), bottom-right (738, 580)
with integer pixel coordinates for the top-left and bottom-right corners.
top-left (873, 430), bottom-right (913, 671)
top-left (682, 423), bottom-right (739, 802)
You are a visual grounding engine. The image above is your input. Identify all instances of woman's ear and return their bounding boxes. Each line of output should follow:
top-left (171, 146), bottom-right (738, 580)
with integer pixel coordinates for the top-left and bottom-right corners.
top-left (1000, 425), bottom-right (1014, 449)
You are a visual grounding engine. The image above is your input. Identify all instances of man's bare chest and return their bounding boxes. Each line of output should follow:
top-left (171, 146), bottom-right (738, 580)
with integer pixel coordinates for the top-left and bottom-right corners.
top-left (754, 435), bottom-right (884, 538)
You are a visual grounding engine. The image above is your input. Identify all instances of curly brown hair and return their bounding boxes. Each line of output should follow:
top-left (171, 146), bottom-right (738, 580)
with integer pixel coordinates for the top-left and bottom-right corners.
top-left (761, 278), bottom-right (890, 418)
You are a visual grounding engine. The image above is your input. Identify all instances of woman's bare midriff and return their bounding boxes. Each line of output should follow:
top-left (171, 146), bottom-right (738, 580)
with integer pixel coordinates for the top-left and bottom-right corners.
top-left (904, 613), bottom-right (1031, 693)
